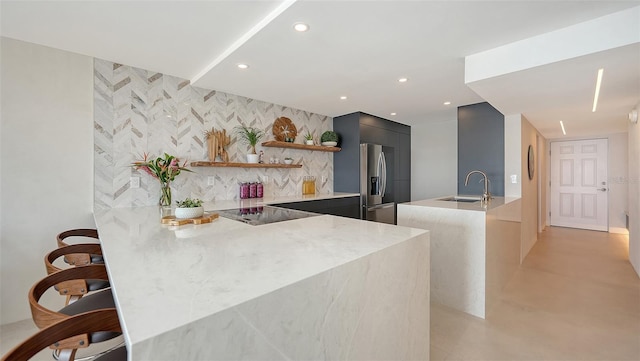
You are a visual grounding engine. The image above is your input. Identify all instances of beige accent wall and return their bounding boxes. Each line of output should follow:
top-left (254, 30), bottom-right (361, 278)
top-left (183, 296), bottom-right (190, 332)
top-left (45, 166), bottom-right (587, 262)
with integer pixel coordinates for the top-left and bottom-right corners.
top-left (521, 116), bottom-right (543, 262)
top-left (0, 37), bottom-right (95, 325)
top-left (503, 113), bottom-right (546, 262)
top-left (629, 103), bottom-right (640, 277)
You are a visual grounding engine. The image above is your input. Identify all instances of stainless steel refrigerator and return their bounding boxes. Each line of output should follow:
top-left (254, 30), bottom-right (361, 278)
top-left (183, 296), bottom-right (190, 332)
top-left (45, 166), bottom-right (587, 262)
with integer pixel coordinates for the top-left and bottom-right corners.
top-left (360, 143), bottom-right (395, 224)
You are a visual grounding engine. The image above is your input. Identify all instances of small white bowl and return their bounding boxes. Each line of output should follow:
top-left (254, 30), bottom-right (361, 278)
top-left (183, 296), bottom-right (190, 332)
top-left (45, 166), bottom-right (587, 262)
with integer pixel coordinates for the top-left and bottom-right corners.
top-left (175, 206), bottom-right (204, 219)
top-left (321, 141), bottom-right (337, 147)
top-left (284, 159), bottom-right (293, 164)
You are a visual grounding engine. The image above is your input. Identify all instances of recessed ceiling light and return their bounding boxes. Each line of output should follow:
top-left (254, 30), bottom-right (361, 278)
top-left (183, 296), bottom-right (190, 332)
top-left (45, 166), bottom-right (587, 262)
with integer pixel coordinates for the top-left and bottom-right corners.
top-left (444, 101), bottom-right (451, 105)
top-left (398, 77), bottom-right (408, 83)
top-left (592, 68), bottom-right (604, 112)
top-left (340, 96), bottom-right (347, 100)
top-left (293, 22), bottom-right (309, 32)
top-left (560, 120), bottom-right (567, 135)
top-left (237, 63), bottom-right (249, 69)
top-left (390, 112), bottom-right (397, 116)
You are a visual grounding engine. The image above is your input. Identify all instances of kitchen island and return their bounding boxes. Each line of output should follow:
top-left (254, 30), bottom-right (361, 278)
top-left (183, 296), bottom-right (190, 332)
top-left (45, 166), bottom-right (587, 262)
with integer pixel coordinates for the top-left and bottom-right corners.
top-left (397, 196), bottom-right (521, 319)
top-left (94, 203), bottom-right (430, 360)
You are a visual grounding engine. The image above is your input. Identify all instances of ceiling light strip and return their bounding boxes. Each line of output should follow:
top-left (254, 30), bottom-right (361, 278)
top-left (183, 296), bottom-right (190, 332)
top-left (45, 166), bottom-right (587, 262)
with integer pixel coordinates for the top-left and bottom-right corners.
top-left (560, 120), bottom-right (566, 135)
top-left (592, 68), bottom-right (604, 112)
top-left (190, 0), bottom-right (298, 84)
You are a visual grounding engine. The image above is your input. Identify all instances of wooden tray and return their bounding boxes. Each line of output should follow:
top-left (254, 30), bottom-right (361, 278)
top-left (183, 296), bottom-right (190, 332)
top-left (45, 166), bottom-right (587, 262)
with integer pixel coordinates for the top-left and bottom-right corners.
top-left (161, 213), bottom-right (219, 226)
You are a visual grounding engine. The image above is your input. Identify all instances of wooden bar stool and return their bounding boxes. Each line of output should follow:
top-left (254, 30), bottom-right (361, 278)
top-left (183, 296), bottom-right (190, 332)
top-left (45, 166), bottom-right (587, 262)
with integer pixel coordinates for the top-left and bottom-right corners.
top-left (29, 265), bottom-right (114, 329)
top-left (45, 244), bottom-right (110, 305)
top-left (1, 309), bottom-right (126, 361)
top-left (56, 229), bottom-right (103, 266)
top-left (29, 265), bottom-right (122, 360)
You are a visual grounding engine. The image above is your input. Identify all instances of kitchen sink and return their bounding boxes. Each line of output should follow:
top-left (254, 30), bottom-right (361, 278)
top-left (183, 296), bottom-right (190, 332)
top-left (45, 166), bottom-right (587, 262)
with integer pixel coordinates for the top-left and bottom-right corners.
top-left (437, 196), bottom-right (482, 203)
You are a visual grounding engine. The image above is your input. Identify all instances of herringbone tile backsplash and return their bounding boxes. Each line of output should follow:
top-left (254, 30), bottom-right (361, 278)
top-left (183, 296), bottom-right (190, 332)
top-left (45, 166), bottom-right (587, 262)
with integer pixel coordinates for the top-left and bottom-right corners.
top-left (94, 59), bottom-right (334, 209)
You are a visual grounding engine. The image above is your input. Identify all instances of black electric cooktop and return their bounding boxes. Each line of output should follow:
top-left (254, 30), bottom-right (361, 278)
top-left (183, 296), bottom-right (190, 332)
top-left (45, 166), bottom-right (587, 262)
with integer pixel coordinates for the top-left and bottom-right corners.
top-left (218, 206), bottom-right (320, 226)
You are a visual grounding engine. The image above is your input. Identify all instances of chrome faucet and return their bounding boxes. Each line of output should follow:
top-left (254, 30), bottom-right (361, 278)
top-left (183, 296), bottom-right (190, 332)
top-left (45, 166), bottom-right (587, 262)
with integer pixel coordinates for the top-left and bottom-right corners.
top-left (464, 170), bottom-right (491, 202)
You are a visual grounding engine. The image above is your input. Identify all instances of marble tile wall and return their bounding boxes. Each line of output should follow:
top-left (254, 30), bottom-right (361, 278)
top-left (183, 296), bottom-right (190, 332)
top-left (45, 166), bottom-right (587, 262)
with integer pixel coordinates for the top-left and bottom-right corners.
top-left (94, 59), bottom-right (334, 209)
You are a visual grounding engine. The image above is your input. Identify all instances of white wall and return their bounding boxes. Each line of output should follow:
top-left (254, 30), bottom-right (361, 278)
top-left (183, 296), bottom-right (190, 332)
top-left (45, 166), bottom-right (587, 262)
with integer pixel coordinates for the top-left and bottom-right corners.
top-left (629, 103), bottom-right (640, 277)
top-left (409, 119), bottom-right (457, 201)
top-left (504, 114), bottom-right (522, 197)
top-left (0, 38), bottom-right (95, 325)
top-left (537, 136), bottom-right (548, 232)
top-left (608, 133), bottom-right (629, 234)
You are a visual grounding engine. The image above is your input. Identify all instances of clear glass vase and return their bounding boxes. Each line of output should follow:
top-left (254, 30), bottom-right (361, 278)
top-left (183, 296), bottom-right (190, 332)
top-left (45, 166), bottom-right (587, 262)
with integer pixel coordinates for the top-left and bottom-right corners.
top-left (159, 181), bottom-right (171, 207)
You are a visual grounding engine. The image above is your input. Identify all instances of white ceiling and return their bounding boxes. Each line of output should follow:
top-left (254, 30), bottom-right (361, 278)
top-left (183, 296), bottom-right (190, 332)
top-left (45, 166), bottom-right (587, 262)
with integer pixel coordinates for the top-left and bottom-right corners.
top-left (2, 1), bottom-right (639, 139)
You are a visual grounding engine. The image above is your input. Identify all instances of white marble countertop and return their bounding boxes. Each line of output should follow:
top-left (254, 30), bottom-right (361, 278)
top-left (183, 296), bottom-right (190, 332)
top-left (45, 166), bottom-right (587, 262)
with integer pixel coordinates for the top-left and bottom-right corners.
top-left (203, 192), bottom-right (360, 211)
top-left (93, 205), bottom-right (425, 352)
top-left (401, 195), bottom-right (520, 212)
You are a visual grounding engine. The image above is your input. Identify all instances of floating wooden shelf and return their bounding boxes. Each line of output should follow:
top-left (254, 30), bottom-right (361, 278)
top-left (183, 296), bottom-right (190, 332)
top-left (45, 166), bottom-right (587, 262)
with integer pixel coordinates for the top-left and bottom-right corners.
top-left (261, 141), bottom-right (341, 152)
top-left (190, 161), bottom-right (302, 169)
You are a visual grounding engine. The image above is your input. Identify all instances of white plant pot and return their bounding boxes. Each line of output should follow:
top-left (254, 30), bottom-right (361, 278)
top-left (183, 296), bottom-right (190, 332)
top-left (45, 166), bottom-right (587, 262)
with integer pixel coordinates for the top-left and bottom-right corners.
top-left (246, 153), bottom-right (259, 164)
top-left (175, 206), bottom-right (204, 219)
top-left (305, 140), bottom-right (314, 145)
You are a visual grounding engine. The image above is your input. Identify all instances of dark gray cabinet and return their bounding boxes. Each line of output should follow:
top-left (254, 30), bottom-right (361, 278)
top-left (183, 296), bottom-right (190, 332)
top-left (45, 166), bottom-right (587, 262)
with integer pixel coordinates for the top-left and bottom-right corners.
top-left (333, 112), bottom-right (411, 204)
top-left (275, 196), bottom-right (360, 219)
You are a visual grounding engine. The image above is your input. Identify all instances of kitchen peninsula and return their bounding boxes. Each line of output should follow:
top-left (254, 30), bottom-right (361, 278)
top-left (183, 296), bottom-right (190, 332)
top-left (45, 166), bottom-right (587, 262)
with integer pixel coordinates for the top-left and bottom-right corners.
top-left (94, 198), bottom-right (430, 360)
top-left (397, 197), bottom-right (521, 319)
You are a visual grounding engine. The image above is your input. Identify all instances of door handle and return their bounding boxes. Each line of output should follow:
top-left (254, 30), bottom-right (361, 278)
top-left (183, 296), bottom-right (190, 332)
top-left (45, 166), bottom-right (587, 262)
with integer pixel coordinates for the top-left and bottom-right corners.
top-left (598, 188), bottom-right (607, 192)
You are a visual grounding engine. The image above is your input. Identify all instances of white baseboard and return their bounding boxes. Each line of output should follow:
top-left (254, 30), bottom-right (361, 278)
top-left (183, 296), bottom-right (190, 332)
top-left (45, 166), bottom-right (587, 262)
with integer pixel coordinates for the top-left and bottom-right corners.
top-left (609, 227), bottom-right (629, 234)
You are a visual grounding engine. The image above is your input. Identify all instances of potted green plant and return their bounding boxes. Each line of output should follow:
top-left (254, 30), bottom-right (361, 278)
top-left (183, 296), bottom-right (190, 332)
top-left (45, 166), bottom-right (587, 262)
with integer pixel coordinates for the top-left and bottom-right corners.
top-left (320, 130), bottom-right (339, 146)
top-left (303, 132), bottom-right (314, 145)
top-left (175, 197), bottom-right (204, 219)
top-left (235, 125), bottom-right (265, 163)
top-left (284, 157), bottom-right (293, 165)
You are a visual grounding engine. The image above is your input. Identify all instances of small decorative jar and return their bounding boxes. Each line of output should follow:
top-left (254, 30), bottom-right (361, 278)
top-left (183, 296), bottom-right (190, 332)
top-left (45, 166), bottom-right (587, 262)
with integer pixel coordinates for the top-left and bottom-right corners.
top-left (302, 176), bottom-right (316, 195)
top-left (249, 182), bottom-right (257, 198)
top-left (239, 182), bottom-right (249, 199)
top-left (256, 182), bottom-right (264, 198)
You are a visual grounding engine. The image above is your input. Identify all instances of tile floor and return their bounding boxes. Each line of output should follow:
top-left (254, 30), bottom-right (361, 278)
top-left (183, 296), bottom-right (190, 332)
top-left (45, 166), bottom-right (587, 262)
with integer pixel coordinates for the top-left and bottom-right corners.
top-left (1, 227), bottom-right (639, 360)
top-left (432, 226), bottom-right (640, 360)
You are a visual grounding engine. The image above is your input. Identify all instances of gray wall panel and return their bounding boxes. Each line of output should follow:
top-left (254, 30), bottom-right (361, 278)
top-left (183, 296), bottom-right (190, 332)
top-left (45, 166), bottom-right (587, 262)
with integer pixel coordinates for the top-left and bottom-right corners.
top-left (457, 102), bottom-right (505, 197)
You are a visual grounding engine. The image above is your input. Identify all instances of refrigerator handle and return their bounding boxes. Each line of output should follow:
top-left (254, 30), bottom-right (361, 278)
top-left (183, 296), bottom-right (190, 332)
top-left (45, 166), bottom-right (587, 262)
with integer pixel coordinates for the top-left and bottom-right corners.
top-left (380, 151), bottom-right (387, 197)
top-left (376, 152), bottom-right (383, 195)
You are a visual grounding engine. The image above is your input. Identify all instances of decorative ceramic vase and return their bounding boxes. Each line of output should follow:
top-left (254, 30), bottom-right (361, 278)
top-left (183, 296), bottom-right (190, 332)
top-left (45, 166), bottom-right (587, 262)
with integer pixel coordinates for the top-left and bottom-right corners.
top-left (159, 181), bottom-right (171, 207)
top-left (247, 153), bottom-right (259, 164)
top-left (175, 206), bottom-right (204, 219)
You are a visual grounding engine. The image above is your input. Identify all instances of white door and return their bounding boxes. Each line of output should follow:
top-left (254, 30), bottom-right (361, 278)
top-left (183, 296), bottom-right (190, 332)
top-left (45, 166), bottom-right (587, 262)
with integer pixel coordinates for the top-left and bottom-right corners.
top-left (550, 139), bottom-right (608, 231)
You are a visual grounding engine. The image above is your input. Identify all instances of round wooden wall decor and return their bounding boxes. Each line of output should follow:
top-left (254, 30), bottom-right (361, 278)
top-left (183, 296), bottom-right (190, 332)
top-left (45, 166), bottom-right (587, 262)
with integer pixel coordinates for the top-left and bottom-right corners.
top-left (527, 145), bottom-right (535, 180)
top-left (272, 117), bottom-right (297, 142)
